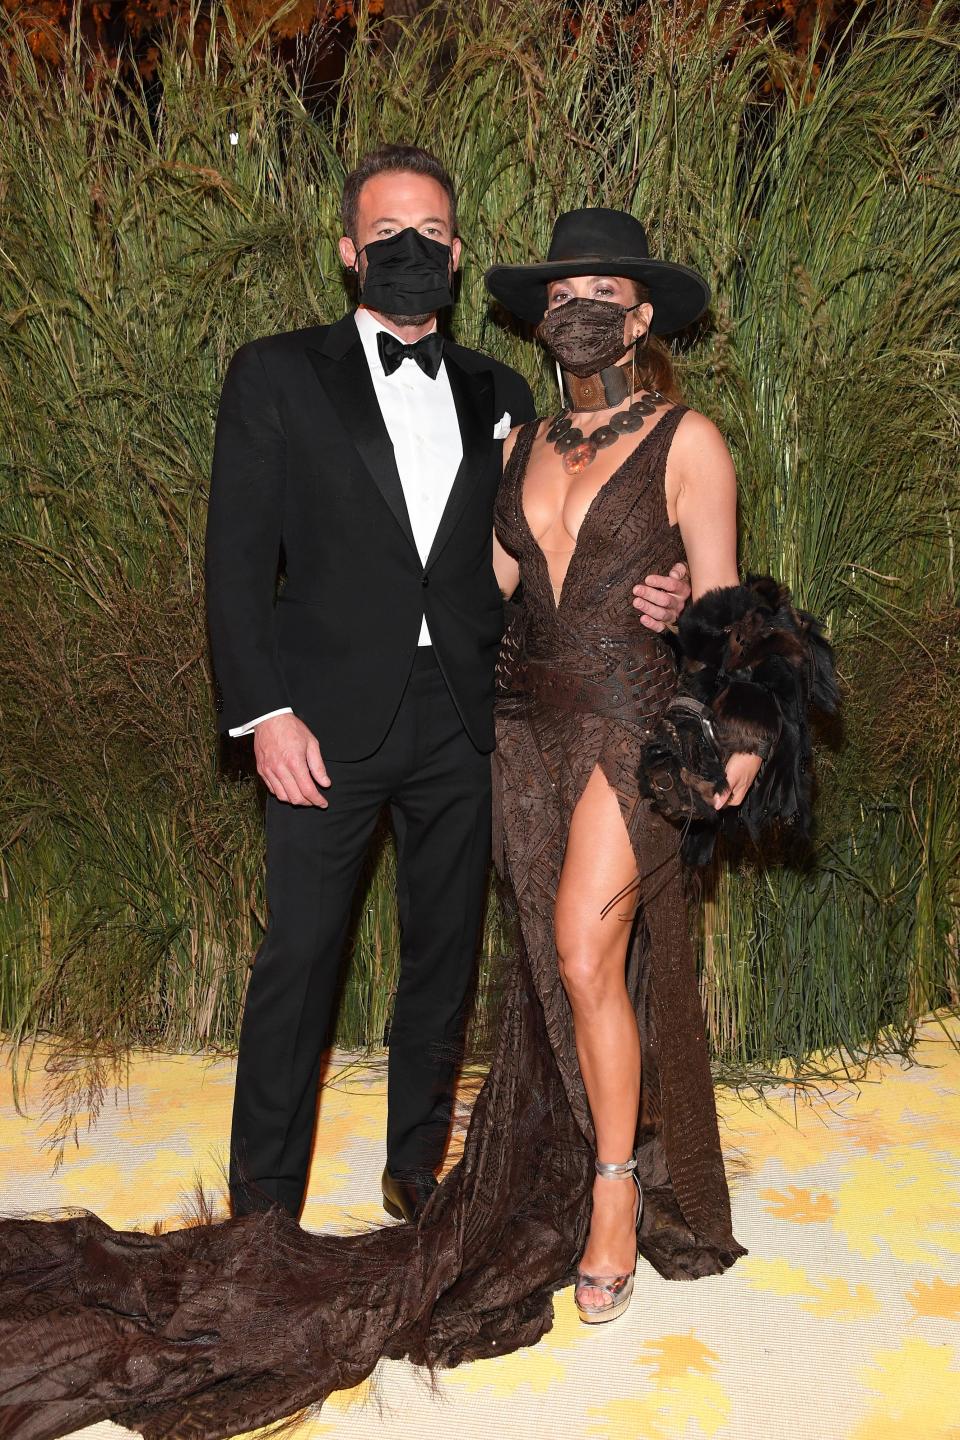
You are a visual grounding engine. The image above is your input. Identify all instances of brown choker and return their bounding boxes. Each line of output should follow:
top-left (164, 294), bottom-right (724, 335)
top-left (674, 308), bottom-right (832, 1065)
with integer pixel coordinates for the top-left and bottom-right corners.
top-left (561, 362), bottom-right (634, 411)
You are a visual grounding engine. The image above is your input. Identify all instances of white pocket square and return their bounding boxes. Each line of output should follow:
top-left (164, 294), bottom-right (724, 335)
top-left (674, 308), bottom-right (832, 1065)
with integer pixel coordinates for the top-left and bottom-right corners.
top-left (493, 411), bottom-right (512, 440)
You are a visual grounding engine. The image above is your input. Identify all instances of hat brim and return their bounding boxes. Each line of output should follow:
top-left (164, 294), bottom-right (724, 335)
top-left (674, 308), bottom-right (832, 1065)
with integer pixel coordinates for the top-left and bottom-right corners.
top-left (483, 256), bottom-right (710, 334)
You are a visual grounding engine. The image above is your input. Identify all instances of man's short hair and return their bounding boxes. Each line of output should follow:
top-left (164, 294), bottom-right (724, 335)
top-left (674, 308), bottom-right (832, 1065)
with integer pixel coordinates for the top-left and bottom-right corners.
top-left (341, 144), bottom-right (458, 239)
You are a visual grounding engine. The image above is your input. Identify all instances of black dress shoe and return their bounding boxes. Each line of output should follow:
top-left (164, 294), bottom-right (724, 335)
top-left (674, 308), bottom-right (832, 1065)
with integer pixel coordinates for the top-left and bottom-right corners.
top-left (381, 1166), bottom-right (438, 1223)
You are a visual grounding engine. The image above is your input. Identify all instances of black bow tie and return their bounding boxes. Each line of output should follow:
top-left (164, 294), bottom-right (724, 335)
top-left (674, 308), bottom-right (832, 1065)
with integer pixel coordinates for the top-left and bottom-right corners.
top-left (377, 329), bottom-right (444, 380)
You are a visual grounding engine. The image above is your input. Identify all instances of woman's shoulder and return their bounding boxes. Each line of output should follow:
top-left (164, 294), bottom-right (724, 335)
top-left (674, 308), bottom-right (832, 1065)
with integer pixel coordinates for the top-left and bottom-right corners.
top-left (503, 415), bottom-right (544, 464)
top-left (664, 405), bottom-right (737, 509)
top-left (668, 405), bottom-right (731, 464)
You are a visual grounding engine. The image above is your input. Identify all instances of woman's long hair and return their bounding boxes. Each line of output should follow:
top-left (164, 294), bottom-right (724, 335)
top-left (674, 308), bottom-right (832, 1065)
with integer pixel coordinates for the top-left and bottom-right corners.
top-left (630, 280), bottom-right (681, 402)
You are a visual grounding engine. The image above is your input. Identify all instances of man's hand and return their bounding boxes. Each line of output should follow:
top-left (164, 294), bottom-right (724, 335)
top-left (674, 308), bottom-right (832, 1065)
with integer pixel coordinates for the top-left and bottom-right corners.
top-left (632, 561), bottom-right (691, 631)
top-left (714, 751), bottom-right (762, 809)
top-left (253, 713), bottom-right (331, 807)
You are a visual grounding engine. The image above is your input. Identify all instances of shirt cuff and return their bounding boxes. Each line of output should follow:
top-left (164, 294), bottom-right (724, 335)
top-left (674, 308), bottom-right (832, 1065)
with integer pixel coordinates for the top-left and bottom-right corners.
top-left (228, 706), bottom-right (293, 737)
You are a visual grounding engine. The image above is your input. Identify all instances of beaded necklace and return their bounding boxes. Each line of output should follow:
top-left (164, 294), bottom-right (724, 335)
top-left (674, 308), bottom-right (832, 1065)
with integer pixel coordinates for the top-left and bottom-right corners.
top-left (547, 349), bottom-right (665, 475)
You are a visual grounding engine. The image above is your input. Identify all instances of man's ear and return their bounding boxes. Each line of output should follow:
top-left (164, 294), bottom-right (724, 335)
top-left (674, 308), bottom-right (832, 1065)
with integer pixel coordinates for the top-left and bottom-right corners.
top-left (451, 236), bottom-right (463, 271)
top-left (339, 235), bottom-right (358, 268)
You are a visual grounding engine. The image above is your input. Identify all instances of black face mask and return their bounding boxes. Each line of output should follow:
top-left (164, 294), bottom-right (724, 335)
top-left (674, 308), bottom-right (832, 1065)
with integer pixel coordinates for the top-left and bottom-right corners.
top-left (356, 227), bottom-right (454, 316)
top-left (536, 296), bottom-right (641, 377)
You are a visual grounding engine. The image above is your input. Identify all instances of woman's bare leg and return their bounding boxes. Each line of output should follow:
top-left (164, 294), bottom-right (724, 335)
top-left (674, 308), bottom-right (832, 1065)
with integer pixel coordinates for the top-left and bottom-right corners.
top-left (554, 765), bottom-right (641, 1309)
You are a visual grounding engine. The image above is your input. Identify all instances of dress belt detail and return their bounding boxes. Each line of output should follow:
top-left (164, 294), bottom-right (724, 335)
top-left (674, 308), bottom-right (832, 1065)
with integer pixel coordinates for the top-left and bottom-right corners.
top-left (505, 650), bottom-right (678, 721)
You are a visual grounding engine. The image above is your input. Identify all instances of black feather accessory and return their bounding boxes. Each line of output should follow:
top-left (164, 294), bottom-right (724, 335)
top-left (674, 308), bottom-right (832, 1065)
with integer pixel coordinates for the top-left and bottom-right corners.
top-left (639, 575), bottom-right (839, 865)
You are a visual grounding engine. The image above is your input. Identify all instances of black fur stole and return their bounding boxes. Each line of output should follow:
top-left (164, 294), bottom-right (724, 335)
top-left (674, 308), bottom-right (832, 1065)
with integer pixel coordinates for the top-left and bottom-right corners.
top-left (639, 575), bottom-right (839, 865)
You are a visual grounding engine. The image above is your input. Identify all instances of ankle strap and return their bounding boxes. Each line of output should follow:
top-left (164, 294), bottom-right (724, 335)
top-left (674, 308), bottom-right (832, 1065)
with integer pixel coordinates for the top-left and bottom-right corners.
top-left (595, 1157), bottom-right (637, 1179)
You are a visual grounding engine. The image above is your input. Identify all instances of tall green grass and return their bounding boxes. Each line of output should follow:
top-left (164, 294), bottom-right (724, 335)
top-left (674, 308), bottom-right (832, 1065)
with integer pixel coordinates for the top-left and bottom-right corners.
top-left (1, 0), bottom-right (957, 1146)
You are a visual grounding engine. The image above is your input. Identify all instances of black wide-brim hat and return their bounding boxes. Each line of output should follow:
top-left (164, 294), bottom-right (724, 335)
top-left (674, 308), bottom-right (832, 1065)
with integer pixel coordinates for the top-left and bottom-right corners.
top-left (484, 206), bottom-right (710, 334)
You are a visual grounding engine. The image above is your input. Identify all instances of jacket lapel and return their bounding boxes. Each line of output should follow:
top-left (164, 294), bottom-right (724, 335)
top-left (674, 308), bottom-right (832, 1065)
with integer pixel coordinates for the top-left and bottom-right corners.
top-left (305, 317), bottom-right (417, 554)
top-left (425, 352), bottom-right (494, 570)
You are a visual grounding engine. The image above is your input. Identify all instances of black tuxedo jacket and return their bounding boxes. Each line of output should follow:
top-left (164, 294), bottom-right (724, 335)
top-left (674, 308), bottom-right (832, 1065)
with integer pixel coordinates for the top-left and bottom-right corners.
top-left (205, 311), bottom-right (536, 759)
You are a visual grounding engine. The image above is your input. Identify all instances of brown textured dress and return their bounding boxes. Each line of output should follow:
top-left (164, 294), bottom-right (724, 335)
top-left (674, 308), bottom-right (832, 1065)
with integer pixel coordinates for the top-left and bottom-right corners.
top-left (0, 406), bottom-right (744, 1440)
top-left (492, 407), bottom-right (745, 1274)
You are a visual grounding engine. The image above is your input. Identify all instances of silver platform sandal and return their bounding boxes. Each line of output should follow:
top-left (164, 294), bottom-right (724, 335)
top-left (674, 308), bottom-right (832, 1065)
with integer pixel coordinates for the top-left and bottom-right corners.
top-left (574, 1156), bottom-right (644, 1325)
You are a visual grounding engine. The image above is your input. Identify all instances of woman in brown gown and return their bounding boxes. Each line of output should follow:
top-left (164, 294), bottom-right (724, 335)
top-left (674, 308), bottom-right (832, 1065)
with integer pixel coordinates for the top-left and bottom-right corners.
top-left (486, 207), bottom-right (754, 1321)
top-left (0, 211), bottom-right (750, 1440)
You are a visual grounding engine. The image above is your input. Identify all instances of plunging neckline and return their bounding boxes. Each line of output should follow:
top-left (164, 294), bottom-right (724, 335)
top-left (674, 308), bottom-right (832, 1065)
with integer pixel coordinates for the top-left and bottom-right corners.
top-left (515, 405), bottom-right (682, 613)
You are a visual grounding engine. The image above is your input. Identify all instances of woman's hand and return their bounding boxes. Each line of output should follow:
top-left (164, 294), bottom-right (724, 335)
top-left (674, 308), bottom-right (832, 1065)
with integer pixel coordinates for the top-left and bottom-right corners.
top-left (714, 751), bottom-right (763, 809)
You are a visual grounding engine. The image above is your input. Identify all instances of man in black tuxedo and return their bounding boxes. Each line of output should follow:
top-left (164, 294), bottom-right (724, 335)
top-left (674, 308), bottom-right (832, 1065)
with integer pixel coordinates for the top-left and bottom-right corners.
top-left (205, 145), bottom-right (690, 1224)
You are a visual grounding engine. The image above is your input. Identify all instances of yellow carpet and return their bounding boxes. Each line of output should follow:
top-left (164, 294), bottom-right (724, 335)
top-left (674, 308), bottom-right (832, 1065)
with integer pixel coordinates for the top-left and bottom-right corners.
top-left (3, 1018), bottom-right (959, 1440)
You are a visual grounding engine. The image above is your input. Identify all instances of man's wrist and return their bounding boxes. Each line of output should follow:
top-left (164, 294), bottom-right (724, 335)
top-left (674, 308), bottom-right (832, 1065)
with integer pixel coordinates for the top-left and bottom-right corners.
top-left (228, 706), bottom-right (293, 738)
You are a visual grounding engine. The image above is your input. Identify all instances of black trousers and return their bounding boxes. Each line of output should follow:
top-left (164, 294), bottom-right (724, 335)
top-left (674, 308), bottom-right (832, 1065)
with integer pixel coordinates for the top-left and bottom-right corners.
top-left (229, 649), bottom-right (493, 1217)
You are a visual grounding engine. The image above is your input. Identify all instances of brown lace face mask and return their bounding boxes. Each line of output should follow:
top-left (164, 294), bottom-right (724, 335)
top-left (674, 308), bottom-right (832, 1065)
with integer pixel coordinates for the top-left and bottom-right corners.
top-left (536, 296), bottom-right (640, 378)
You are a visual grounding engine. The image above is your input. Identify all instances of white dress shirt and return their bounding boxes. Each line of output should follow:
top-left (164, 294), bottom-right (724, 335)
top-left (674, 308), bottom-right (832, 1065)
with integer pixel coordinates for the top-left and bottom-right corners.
top-left (228, 307), bottom-right (463, 736)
